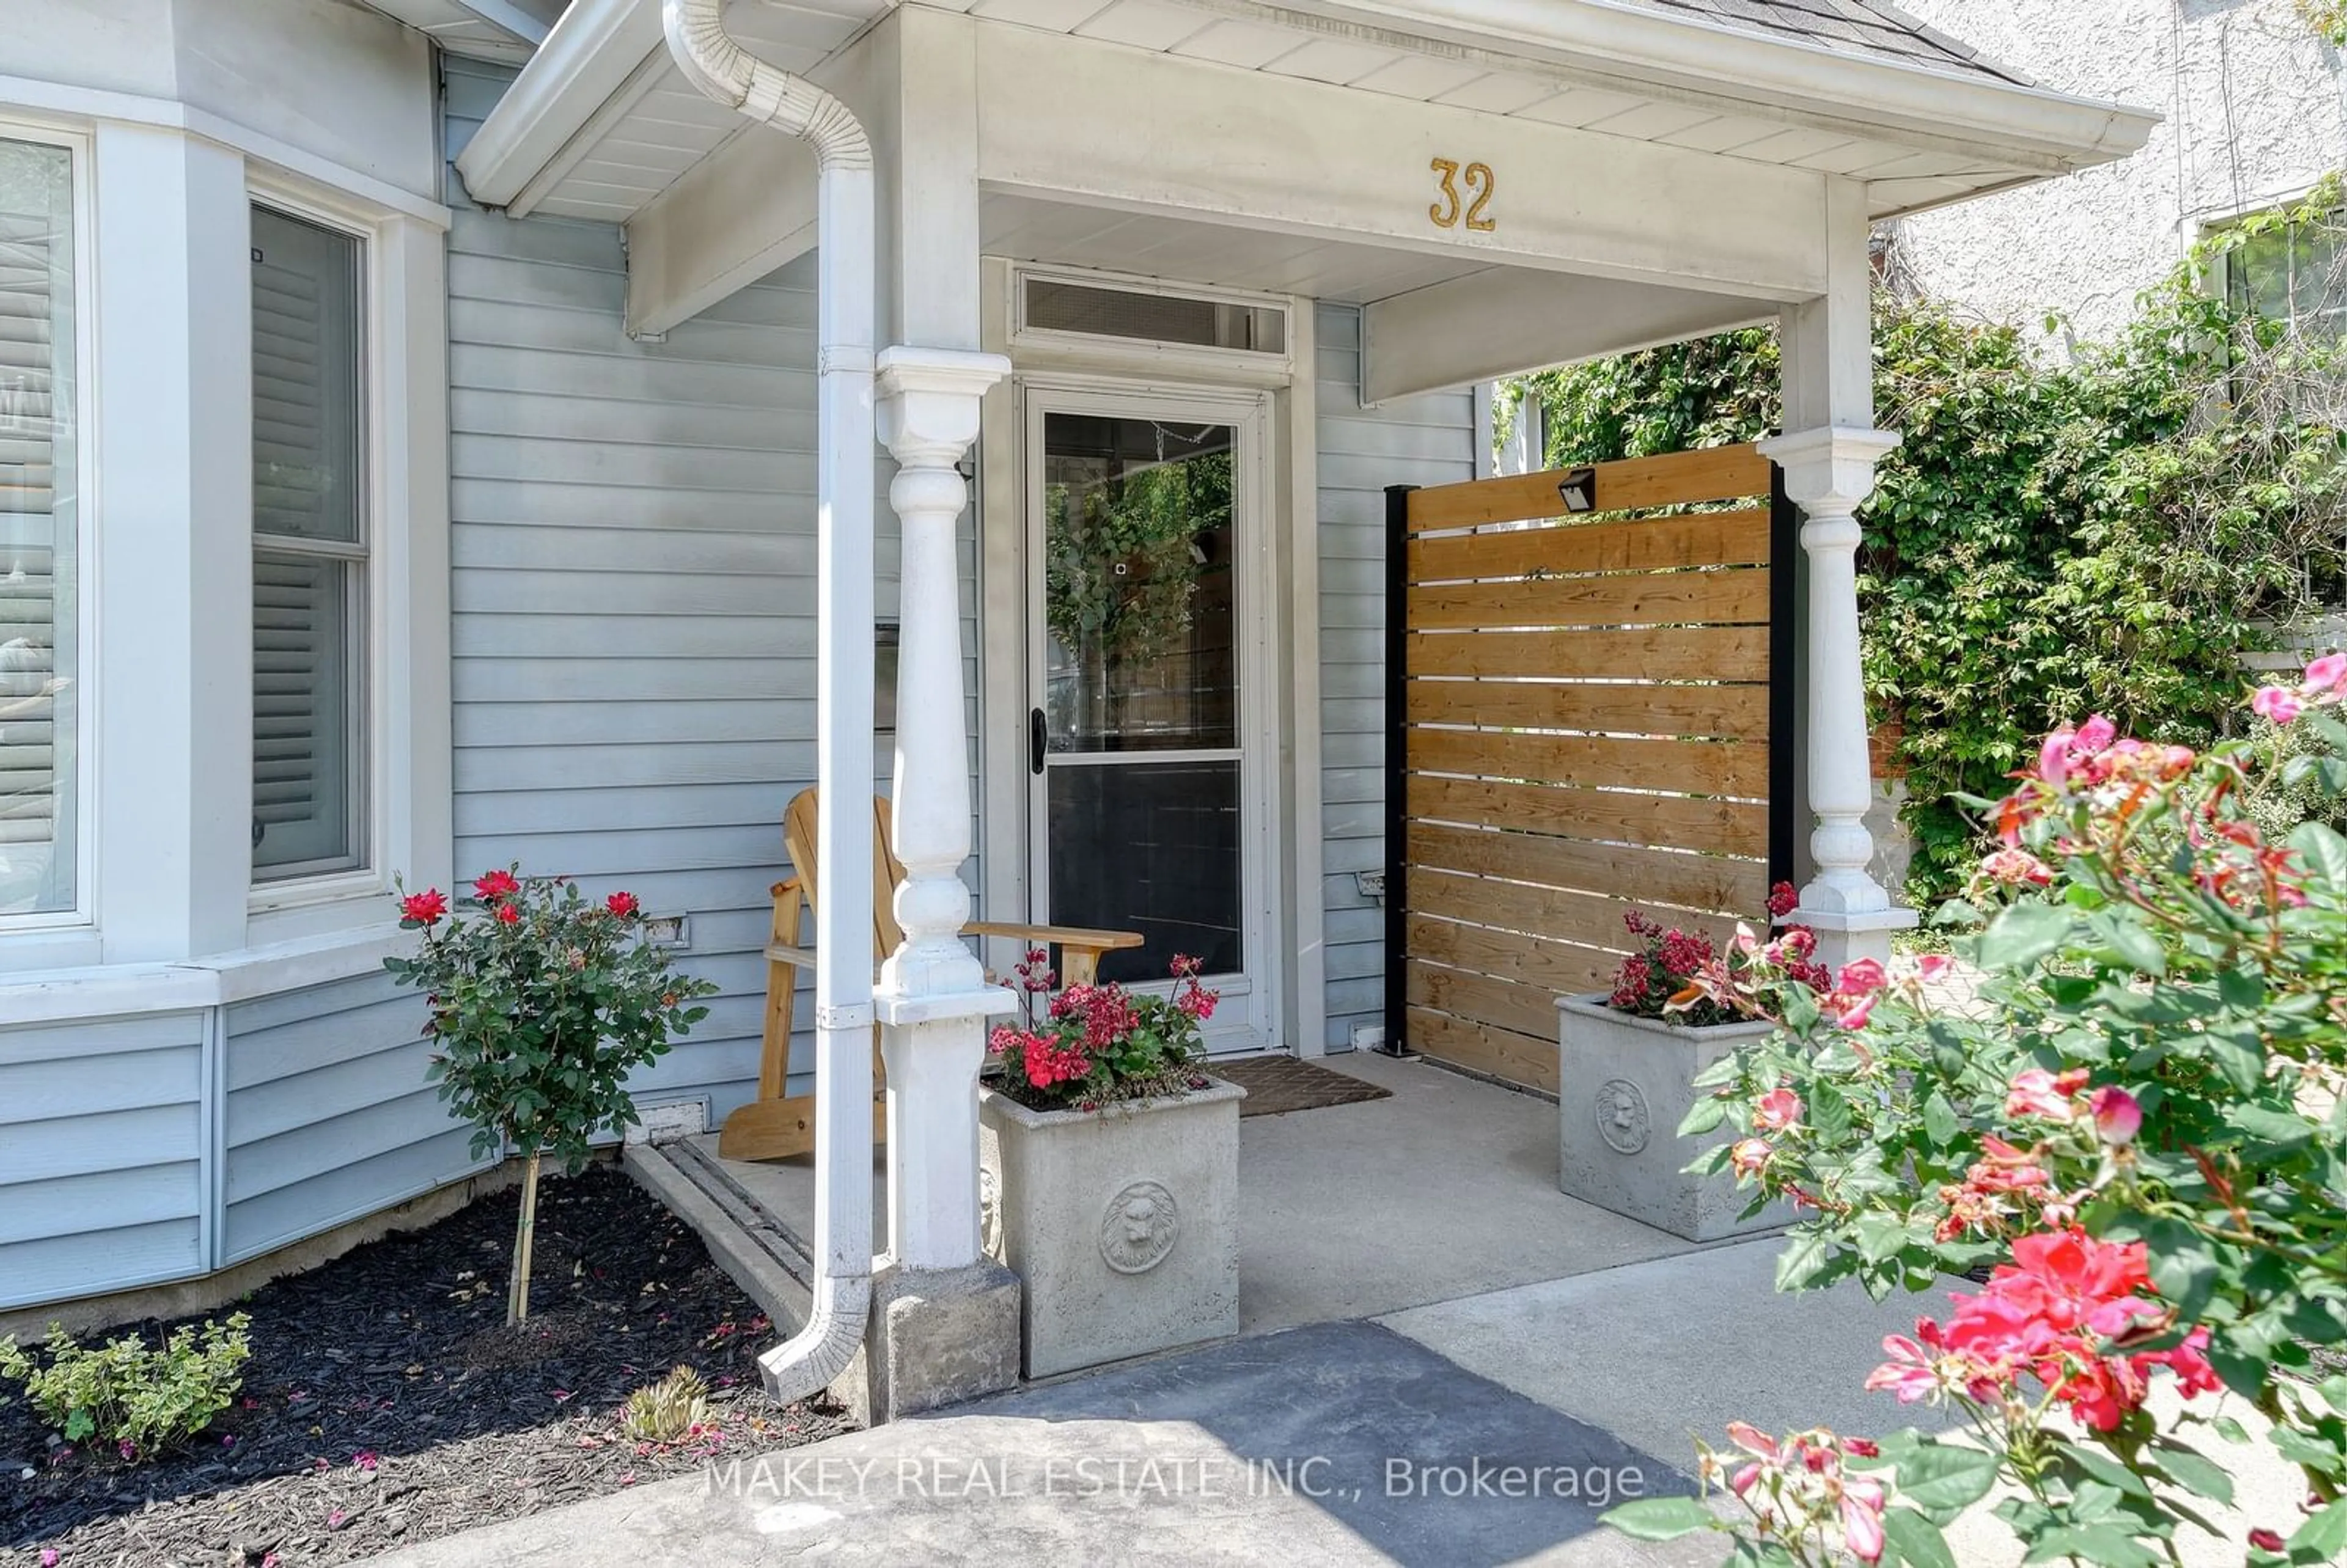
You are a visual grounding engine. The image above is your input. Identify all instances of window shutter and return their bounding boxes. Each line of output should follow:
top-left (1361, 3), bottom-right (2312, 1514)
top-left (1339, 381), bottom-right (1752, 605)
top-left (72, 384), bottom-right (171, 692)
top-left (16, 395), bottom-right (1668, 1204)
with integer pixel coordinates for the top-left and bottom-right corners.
top-left (0, 138), bottom-right (76, 917)
top-left (251, 207), bottom-right (361, 876)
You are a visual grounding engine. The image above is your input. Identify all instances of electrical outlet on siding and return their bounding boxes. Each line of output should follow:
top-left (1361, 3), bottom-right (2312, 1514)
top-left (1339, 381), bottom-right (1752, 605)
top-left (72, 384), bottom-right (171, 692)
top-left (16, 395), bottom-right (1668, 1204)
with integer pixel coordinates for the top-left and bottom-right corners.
top-left (639, 913), bottom-right (689, 948)
top-left (1350, 1024), bottom-right (1386, 1052)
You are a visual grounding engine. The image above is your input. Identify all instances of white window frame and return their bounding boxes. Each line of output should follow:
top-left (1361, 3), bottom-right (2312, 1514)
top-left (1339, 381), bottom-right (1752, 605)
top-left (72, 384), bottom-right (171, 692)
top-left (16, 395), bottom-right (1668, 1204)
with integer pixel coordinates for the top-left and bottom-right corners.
top-left (241, 164), bottom-right (445, 942)
top-left (0, 106), bottom-right (449, 976)
top-left (0, 115), bottom-right (99, 940)
top-left (1008, 265), bottom-right (1296, 387)
top-left (246, 188), bottom-right (375, 897)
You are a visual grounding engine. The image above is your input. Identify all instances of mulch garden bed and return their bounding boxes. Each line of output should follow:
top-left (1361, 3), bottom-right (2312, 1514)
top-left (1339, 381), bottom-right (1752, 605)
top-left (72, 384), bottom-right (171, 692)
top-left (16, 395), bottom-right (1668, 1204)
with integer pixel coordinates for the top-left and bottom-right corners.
top-left (3, 1162), bottom-right (854, 1567)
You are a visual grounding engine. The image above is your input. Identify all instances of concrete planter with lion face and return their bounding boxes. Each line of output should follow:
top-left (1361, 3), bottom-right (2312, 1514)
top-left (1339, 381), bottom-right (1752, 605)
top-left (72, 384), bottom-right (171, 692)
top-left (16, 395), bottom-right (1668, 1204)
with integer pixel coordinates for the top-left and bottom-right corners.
top-left (977, 1077), bottom-right (1244, 1379)
top-left (1556, 995), bottom-right (1789, 1243)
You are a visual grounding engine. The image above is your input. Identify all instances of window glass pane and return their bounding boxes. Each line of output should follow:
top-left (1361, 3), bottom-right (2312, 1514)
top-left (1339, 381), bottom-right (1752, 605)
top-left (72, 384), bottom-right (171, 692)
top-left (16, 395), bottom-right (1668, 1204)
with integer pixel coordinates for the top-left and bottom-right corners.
top-left (253, 554), bottom-right (355, 872)
top-left (1047, 760), bottom-right (1241, 981)
top-left (0, 138), bottom-right (78, 918)
top-left (252, 207), bottom-right (361, 544)
top-left (1042, 415), bottom-right (1237, 753)
top-left (251, 205), bottom-right (363, 879)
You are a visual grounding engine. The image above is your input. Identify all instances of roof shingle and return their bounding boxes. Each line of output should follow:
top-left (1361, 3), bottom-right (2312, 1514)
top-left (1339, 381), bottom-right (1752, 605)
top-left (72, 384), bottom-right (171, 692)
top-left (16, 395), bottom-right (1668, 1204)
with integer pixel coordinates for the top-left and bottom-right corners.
top-left (1611, 0), bottom-right (2032, 87)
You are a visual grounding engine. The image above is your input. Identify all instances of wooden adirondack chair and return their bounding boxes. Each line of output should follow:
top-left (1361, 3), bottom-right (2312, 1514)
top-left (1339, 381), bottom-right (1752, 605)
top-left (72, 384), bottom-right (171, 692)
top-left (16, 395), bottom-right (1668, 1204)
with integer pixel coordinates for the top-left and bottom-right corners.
top-left (716, 788), bottom-right (1145, 1162)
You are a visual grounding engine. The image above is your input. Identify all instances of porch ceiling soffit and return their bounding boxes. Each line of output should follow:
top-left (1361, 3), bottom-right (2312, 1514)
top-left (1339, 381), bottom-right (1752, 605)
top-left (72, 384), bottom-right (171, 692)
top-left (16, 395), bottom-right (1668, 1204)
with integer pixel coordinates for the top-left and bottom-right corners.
top-left (1359, 268), bottom-right (1772, 406)
top-left (456, 0), bottom-right (2155, 238)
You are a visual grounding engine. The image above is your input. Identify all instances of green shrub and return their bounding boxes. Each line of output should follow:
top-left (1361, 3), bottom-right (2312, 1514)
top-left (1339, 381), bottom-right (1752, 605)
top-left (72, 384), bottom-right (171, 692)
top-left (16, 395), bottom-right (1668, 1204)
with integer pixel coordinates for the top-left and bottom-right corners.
top-left (0, 1314), bottom-right (251, 1460)
top-left (1507, 186), bottom-right (2347, 905)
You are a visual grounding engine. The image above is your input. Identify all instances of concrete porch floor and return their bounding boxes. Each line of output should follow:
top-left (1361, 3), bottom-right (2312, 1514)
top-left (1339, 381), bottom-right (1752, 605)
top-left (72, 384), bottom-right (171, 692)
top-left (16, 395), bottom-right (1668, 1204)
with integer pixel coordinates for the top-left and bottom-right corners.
top-left (636, 1050), bottom-right (1719, 1339)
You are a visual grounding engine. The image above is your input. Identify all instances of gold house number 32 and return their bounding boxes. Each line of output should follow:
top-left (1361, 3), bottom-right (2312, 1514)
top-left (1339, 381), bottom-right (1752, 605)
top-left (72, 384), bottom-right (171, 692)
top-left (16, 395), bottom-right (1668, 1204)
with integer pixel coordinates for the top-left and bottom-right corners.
top-left (1428, 158), bottom-right (1496, 232)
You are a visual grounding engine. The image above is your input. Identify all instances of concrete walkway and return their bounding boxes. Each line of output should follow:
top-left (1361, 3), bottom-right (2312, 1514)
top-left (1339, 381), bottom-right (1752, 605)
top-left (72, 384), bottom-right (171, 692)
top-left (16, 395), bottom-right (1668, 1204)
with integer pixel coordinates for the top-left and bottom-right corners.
top-left (364, 1236), bottom-right (1945, 1568)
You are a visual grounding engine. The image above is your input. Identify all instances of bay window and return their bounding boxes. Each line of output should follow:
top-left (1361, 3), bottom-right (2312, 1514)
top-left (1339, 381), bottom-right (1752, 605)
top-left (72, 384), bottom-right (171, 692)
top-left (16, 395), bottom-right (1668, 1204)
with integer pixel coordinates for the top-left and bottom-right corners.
top-left (0, 134), bottom-right (80, 921)
top-left (250, 203), bottom-right (366, 881)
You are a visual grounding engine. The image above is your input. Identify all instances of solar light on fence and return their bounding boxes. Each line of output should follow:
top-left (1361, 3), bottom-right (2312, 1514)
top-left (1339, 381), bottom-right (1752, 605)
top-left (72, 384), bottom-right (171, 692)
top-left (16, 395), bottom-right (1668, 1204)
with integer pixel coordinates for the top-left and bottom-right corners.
top-left (1557, 466), bottom-right (1598, 513)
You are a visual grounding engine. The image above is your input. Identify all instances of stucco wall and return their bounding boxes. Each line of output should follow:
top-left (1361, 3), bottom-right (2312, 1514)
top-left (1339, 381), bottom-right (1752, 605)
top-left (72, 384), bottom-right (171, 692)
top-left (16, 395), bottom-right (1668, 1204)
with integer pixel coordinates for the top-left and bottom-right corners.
top-left (1893, 0), bottom-right (2347, 345)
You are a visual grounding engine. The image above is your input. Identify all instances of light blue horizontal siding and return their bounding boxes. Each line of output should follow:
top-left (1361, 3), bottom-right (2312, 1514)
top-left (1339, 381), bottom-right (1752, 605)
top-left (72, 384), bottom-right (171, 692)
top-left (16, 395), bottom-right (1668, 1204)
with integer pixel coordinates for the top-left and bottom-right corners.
top-left (221, 970), bottom-right (482, 1265)
top-left (441, 56), bottom-right (977, 1121)
top-left (0, 1013), bottom-right (208, 1308)
top-left (1313, 303), bottom-right (1477, 1051)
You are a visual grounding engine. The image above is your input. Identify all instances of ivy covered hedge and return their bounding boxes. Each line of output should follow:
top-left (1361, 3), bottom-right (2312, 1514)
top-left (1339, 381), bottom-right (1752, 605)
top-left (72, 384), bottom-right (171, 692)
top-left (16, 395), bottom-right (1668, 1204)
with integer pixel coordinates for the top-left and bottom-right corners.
top-left (1508, 196), bottom-right (2347, 901)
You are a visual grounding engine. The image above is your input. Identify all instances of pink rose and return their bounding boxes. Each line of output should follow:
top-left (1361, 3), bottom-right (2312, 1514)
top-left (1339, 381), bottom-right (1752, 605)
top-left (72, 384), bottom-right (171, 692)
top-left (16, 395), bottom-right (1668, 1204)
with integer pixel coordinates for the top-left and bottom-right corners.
top-left (2304, 652), bottom-right (2346, 692)
top-left (2089, 1085), bottom-right (2142, 1146)
top-left (2252, 686), bottom-right (2304, 725)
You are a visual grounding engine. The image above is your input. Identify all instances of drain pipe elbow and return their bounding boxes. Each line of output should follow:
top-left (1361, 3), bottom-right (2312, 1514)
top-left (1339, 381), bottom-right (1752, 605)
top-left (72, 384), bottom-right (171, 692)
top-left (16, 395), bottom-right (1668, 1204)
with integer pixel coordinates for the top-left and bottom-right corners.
top-left (663, 0), bottom-right (878, 1408)
top-left (663, 0), bottom-right (872, 172)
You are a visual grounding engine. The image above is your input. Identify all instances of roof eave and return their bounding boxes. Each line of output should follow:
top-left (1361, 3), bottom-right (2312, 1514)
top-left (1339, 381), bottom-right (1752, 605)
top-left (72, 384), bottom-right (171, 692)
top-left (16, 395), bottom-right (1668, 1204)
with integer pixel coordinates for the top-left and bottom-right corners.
top-left (455, 0), bottom-right (661, 209)
top-left (1273, 0), bottom-right (2159, 174)
top-left (457, 0), bottom-right (2161, 222)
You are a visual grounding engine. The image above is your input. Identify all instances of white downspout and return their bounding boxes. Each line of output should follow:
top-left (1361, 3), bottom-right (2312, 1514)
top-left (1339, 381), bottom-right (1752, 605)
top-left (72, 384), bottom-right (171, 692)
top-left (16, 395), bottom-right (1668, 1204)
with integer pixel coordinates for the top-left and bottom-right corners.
top-left (662, 0), bottom-right (877, 1404)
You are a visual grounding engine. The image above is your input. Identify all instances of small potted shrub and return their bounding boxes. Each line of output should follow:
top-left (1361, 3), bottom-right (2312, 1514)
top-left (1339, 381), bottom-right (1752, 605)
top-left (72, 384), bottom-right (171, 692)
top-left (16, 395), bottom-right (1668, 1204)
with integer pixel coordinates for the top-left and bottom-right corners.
top-left (977, 952), bottom-right (1244, 1377)
top-left (1556, 884), bottom-right (1826, 1240)
top-left (385, 868), bottom-right (717, 1324)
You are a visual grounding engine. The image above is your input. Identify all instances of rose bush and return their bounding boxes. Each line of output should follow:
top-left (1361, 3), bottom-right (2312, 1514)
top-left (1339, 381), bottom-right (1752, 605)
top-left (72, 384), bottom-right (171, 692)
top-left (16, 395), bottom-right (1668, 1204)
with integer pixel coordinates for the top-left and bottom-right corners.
top-left (987, 950), bottom-right (1219, 1111)
top-left (386, 867), bottom-right (716, 1322)
top-left (1606, 660), bottom-right (2347, 1566)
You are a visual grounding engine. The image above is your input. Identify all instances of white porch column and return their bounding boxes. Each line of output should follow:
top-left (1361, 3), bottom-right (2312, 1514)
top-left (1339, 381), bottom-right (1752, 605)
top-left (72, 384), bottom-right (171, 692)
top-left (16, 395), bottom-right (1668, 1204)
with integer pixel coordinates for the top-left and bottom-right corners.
top-left (1760, 177), bottom-right (1913, 970)
top-left (1756, 427), bottom-right (1911, 969)
top-left (873, 346), bottom-right (1013, 1272)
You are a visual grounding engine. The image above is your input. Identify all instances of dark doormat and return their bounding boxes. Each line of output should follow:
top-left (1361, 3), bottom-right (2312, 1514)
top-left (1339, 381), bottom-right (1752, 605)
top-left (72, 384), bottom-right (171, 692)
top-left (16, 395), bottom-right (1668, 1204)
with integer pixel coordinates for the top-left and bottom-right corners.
top-left (1211, 1054), bottom-right (1394, 1117)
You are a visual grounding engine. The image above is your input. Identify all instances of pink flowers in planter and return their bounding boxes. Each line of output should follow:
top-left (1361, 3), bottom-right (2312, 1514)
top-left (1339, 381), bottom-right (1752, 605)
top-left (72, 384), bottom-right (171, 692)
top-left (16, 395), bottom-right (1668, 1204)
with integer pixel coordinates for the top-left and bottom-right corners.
top-left (986, 955), bottom-right (1222, 1110)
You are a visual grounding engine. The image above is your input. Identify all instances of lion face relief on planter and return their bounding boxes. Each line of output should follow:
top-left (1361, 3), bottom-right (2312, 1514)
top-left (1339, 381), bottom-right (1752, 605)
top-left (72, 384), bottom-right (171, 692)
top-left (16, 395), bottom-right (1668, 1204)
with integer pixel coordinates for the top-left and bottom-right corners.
top-left (977, 951), bottom-right (1244, 1377)
top-left (1552, 893), bottom-right (1812, 1243)
top-left (978, 1079), bottom-right (1244, 1377)
top-left (1555, 995), bottom-right (1785, 1243)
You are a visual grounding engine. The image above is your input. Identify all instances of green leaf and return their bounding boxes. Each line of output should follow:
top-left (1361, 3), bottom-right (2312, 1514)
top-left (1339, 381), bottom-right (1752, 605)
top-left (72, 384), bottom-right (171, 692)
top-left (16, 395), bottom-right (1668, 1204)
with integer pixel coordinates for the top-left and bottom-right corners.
top-left (2285, 819), bottom-right (2347, 892)
top-left (1922, 1090), bottom-right (1961, 1148)
top-left (2086, 909), bottom-right (2167, 976)
top-left (2228, 1104), bottom-right (2315, 1152)
top-left (1677, 1096), bottom-right (1730, 1137)
top-left (1977, 903), bottom-right (2073, 971)
top-left (2141, 1441), bottom-right (2233, 1507)
top-left (1881, 1507), bottom-right (1959, 1568)
top-left (2136, 1215), bottom-right (2220, 1320)
top-left (1773, 1228), bottom-right (1839, 1294)
top-left (1599, 1496), bottom-right (1716, 1541)
top-left (2020, 1523), bottom-right (2161, 1568)
top-left (1883, 1437), bottom-right (2002, 1524)
top-left (2291, 1499), bottom-right (2347, 1561)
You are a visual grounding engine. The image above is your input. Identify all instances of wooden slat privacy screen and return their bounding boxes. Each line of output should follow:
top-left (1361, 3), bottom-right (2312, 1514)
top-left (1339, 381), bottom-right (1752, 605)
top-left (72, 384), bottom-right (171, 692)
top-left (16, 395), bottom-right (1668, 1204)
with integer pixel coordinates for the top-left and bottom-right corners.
top-left (1384, 445), bottom-right (1791, 1093)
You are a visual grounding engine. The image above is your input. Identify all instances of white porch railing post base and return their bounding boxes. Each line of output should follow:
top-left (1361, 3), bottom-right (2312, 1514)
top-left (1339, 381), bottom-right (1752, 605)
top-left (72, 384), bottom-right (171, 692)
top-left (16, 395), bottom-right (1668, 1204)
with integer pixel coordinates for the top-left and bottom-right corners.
top-left (1757, 425), bottom-right (1915, 973)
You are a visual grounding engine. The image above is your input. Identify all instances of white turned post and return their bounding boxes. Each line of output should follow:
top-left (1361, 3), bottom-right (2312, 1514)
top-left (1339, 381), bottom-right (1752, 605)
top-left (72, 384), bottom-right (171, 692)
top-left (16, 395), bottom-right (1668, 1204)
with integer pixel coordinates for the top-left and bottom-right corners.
top-left (1757, 426), bottom-right (1914, 969)
top-left (873, 345), bottom-right (1014, 1273)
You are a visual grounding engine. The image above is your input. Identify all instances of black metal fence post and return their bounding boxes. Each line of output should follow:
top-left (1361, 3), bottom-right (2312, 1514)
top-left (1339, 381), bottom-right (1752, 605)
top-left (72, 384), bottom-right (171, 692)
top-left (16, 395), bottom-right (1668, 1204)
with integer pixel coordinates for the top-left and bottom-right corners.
top-left (1382, 483), bottom-right (1417, 1056)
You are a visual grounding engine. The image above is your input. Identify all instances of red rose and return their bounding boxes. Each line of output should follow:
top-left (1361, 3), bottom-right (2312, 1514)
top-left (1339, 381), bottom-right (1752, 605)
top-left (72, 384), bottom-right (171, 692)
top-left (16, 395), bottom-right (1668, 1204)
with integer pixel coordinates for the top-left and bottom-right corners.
top-left (474, 868), bottom-right (521, 901)
top-left (606, 891), bottom-right (640, 918)
top-left (400, 889), bottom-right (447, 927)
top-left (494, 903), bottom-right (522, 925)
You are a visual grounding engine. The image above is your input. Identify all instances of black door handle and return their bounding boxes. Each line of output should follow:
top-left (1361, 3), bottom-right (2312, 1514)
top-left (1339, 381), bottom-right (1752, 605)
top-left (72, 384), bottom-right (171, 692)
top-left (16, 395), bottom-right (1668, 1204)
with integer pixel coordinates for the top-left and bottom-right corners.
top-left (1029, 708), bottom-right (1047, 775)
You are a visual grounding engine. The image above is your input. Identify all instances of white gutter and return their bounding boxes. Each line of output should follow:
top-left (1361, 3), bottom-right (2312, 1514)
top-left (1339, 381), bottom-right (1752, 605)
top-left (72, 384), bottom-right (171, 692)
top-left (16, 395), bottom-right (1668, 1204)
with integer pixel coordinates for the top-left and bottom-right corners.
top-left (661, 0), bottom-right (880, 1405)
top-left (457, 0), bottom-right (662, 210)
